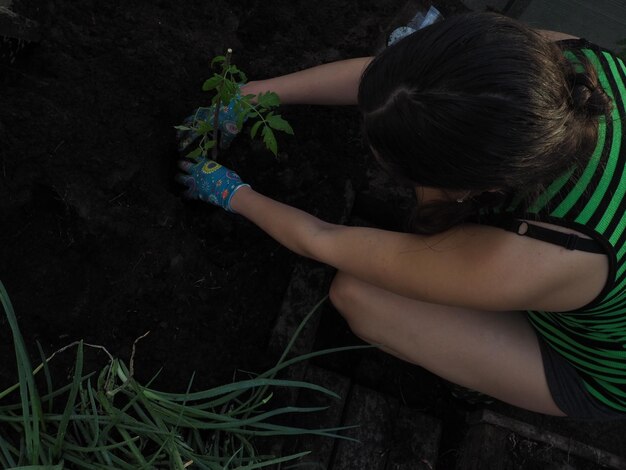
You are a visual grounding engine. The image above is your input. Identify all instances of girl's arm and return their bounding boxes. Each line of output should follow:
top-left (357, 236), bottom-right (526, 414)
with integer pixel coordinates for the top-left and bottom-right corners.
top-left (231, 186), bottom-right (605, 313)
top-left (241, 57), bottom-right (373, 106)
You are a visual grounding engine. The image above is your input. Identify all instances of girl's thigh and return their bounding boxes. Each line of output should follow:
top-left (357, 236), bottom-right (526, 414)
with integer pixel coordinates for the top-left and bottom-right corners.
top-left (329, 271), bottom-right (566, 416)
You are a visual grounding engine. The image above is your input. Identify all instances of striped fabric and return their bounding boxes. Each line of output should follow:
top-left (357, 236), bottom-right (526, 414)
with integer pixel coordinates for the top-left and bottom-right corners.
top-left (486, 40), bottom-right (626, 412)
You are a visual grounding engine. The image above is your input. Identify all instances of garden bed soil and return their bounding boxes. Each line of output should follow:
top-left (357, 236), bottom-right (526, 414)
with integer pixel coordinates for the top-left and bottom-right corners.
top-left (0, 0), bottom-right (467, 392)
top-left (0, 0), bottom-right (383, 390)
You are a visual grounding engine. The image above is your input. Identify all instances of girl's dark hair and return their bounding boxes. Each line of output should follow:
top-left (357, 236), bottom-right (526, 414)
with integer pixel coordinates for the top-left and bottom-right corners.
top-left (358, 12), bottom-right (612, 235)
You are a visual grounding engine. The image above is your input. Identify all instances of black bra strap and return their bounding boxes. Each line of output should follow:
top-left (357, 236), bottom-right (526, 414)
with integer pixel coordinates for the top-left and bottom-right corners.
top-left (493, 218), bottom-right (605, 254)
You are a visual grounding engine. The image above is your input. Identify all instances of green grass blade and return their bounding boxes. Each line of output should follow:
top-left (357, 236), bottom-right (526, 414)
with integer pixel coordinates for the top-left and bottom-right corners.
top-left (241, 297), bottom-right (329, 413)
top-left (59, 450), bottom-right (119, 470)
top-left (0, 434), bottom-right (18, 468)
top-left (48, 435), bottom-right (143, 454)
top-left (0, 281), bottom-right (43, 464)
top-left (276, 296), bottom-right (327, 366)
top-left (0, 372), bottom-right (97, 413)
top-left (256, 345), bottom-right (372, 381)
top-left (237, 451), bottom-right (311, 469)
top-left (53, 341), bottom-right (84, 458)
top-left (7, 465), bottom-right (64, 469)
top-left (85, 380), bottom-right (106, 458)
top-left (144, 377), bottom-right (340, 404)
top-left (35, 342), bottom-right (54, 415)
top-left (95, 389), bottom-right (150, 467)
top-left (223, 446), bottom-right (243, 468)
top-left (215, 420), bottom-right (359, 440)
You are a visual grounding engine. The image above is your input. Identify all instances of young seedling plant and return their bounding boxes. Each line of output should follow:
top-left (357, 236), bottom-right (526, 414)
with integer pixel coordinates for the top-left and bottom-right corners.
top-left (176, 48), bottom-right (293, 160)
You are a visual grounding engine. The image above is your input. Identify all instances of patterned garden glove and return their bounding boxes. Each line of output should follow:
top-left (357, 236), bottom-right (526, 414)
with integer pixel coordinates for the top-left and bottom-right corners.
top-left (176, 157), bottom-right (250, 212)
top-left (388, 6), bottom-right (443, 46)
top-left (177, 95), bottom-right (247, 153)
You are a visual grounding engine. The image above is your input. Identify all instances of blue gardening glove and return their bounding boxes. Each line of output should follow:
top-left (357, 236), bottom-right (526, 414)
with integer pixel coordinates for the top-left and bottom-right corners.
top-left (388, 6), bottom-right (443, 46)
top-left (176, 156), bottom-right (250, 212)
top-left (177, 95), bottom-right (247, 153)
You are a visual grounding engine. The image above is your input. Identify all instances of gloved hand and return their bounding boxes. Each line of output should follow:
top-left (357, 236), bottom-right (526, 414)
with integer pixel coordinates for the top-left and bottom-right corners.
top-left (177, 95), bottom-right (247, 153)
top-left (176, 156), bottom-right (250, 212)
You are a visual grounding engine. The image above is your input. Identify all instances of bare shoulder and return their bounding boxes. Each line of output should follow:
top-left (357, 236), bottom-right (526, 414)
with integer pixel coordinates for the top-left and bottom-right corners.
top-left (401, 222), bottom-right (608, 312)
top-left (477, 221), bottom-right (609, 312)
top-left (536, 29), bottom-right (580, 42)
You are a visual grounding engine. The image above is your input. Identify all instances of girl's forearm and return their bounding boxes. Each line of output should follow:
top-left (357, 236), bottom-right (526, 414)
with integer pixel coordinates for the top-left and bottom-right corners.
top-left (230, 186), bottom-right (333, 261)
top-left (241, 57), bottom-right (373, 106)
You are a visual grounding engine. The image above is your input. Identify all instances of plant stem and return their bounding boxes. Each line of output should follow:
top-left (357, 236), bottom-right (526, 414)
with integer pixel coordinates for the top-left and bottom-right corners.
top-left (239, 99), bottom-right (268, 127)
top-left (212, 48), bottom-right (233, 161)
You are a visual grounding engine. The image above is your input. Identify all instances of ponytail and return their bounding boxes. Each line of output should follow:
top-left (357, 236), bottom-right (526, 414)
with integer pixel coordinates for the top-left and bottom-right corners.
top-left (566, 59), bottom-right (613, 118)
top-left (556, 51), bottom-right (614, 167)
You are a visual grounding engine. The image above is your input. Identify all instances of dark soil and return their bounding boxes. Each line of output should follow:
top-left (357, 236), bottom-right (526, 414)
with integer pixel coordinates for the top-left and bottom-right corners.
top-left (0, 0), bottom-right (470, 383)
top-left (0, 0), bottom-right (393, 390)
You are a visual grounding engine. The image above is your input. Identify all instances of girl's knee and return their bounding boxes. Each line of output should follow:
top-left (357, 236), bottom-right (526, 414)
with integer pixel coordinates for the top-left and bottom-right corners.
top-left (329, 272), bottom-right (372, 338)
top-left (329, 271), bottom-right (356, 315)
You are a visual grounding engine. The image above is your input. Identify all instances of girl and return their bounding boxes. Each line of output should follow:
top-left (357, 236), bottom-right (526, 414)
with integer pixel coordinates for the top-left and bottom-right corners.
top-left (176, 12), bottom-right (626, 419)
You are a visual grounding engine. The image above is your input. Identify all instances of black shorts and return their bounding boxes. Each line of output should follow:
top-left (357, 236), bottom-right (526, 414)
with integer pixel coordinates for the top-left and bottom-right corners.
top-left (538, 336), bottom-right (626, 420)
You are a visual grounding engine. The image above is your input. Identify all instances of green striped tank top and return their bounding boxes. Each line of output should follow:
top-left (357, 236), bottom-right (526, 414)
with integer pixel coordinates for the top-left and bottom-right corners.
top-left (485, 39), bottom-right (626, 412)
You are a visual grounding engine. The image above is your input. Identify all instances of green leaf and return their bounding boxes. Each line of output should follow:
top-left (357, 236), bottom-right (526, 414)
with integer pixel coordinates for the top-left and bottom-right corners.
top-left (247, 107), bottom-right (260, 120)
top-left (173, 125), bottom-right (192, 131)
top-left (202, 75), bottom-right (221, 92)
top-left (262, 126), bottom-right (277, 156)
top-left (233, 101), bottom-right (247, 122)
top-left (200, 139), bottom-right (216, 156)
top-left (228, 80), bottom-right (240, 96)
top-left (236, 109), bottom-right (246, 130)
top-left (250, 120), bottom-right (263, 139)
top-left (185, 147), bottom-right (203, 160)
top-left (210, 55), bottom-right (226, 68)
top-left (266, 114), bottom-right (293, 135)
top-left (195, 120), bottom-right (213, 136)
top-left (218, 81), bottom-right (238, 105)
top-left (257, 92), bottom-right (280, 109)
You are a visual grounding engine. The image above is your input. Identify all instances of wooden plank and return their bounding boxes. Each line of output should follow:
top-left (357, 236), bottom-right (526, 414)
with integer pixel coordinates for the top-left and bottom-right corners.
top-left (456, 422), bottom-right (528, 470)
top-left (332, 385), bottom-right (400, 470)
top-left (283, 366), bottom-right (352, 469)
top-left (332, 385), bottom-right (442, 470)
top-left (385, 406), bottom-right (442, 470)
top-left (456, 422), bottom-right (607, 470)
top-left (458, 409), bottom-right (626, 470)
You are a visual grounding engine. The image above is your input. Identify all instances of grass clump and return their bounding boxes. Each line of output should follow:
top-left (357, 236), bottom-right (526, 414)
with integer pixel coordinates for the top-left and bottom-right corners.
top-left (0, 282), bottom-right (363, 469)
